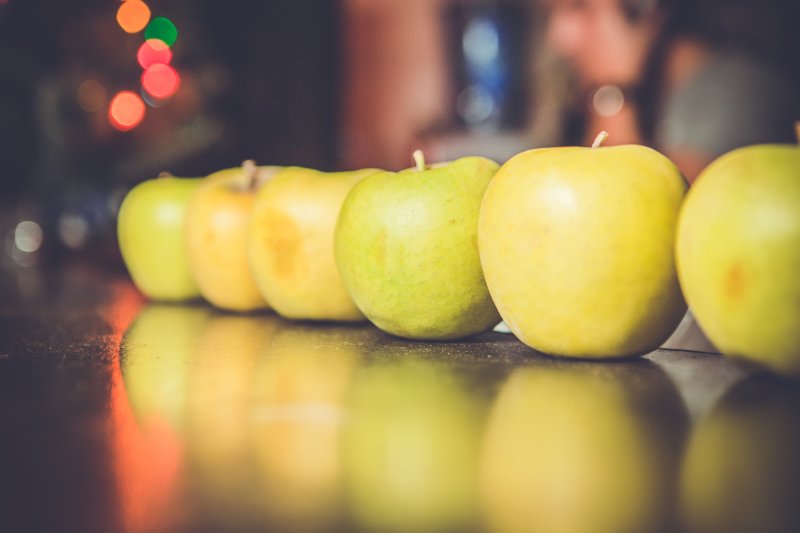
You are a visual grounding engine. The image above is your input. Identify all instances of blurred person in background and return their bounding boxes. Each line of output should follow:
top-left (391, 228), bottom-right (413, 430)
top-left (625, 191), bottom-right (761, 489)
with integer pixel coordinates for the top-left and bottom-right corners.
top-left (544, 0), bottom-right (800, 181)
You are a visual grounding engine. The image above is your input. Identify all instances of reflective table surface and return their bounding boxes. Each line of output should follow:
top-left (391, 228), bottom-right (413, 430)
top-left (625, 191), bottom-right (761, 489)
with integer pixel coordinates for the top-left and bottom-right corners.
top-left (2, 264), bottom-right (799, 533)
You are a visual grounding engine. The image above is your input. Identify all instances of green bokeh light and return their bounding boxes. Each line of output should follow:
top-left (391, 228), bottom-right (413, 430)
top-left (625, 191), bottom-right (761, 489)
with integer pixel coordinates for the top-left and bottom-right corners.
top-left (144, 17), bottom-right (178, 48)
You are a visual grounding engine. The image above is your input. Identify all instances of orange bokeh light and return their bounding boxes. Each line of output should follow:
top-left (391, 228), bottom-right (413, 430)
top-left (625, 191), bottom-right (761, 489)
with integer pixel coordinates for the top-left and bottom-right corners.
top-left (137, 39), bottom-right (172, 69)
top-left (141, 64), bottom-right (180, 100)
top-left (109, 91), bottom-right (146, 131)
top-left (117, 0), bottom-right (151, 34)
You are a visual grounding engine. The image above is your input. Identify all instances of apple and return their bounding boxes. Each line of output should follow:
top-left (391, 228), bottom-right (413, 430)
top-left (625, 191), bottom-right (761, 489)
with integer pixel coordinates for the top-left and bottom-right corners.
top-left (334, 150), bottom-right (501, 340)
top-left (481, 361), bottom-right (687, 533)
top-left (117, 173), bottom-right (201, 301)
top-left (249, 167), bottom-right (381, 322)
top-left (344, 356), bottom-right (485, 532)
top-left (676, 141), bottom-right (800, 378)
top-left (679, 375), bottom-right (800, 532)
top-left (479, 132), bottom-right (687, 358)
top-left (185, 161), bottom-right (279, 312)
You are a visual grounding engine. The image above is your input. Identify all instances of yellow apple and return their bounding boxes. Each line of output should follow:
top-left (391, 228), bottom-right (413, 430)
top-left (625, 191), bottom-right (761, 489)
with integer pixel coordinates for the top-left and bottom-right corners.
top-left (249, 167), bottom-right (380, 321)
top-left (481, 361), bottom-right (687, 533)
top-left (117, 174), bottom-right (201, 301)
top-left (185, 161), bottom-right (278, 312)
top-left (479, 132), bottom-right (687, 357)
top-left (676, 142), bottom-right (800, 378)
top-left (680, 375), bottom-right (800, 533)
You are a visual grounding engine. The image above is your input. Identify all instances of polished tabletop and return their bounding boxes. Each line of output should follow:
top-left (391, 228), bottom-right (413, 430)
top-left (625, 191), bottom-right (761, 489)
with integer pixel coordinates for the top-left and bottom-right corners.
top-left (1, 262), bottom-right (799, 533)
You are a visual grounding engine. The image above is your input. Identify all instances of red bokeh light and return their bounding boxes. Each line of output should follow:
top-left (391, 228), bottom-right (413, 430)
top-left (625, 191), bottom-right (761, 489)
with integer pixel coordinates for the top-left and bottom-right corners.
top-left (141, 64), bottom-right (180, 100)
top-left (137, 39), bottom-right (172, 69)
top-left (109, 91), bottom-right (146, 131)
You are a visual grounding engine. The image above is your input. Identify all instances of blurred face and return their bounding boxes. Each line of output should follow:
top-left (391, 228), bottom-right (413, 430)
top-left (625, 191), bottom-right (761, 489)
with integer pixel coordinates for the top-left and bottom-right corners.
top-left (545, 0), bottom-right (663, 87)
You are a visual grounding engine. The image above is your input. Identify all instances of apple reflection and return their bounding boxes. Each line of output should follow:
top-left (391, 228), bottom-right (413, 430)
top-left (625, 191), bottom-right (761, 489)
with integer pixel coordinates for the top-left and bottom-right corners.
top-left (182, 312), bottom-right (281, 525)
top-left (119, 303), bottom-right (213, 531)
top-left (680, 375), bottom-right (800, 533)
top-left (121, 308), bottom-right (372, 531)
top-left (344, 355), bottom-right (489, 532)
top-left (249, 322), bottom-right (367, 531)
top-left (480, 360), bottom-right (688, 533)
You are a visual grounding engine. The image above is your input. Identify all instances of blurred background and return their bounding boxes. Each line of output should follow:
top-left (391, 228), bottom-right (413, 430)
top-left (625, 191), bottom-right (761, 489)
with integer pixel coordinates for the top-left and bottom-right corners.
top-left (1, 0), bottom-right (799, 274)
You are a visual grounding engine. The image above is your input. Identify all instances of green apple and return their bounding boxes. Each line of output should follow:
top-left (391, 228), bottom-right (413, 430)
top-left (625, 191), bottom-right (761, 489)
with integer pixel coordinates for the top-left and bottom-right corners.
top-left (185, 161), bottom-right (279, 312)
top-left (334, 151), bottom-right (501, 340)
top-left (679, 376), bottom-right (800, 532)
top-left (249, 167), bottom-right (380, 322)
top-left (117, 173), bottom-right (201, 301)
top-left (344, 356), bottom-right (485, 532)
top-left (676, 142), bottom-right (800, 378)
top-left (481, 361), bottom-right (687, 533)
top-left (479, 132), bottom-right (687, 357)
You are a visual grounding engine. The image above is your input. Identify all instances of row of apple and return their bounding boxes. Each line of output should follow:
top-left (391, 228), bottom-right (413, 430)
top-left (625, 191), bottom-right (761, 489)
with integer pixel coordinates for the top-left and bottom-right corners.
top-left (117, 131), bottom-right (800, 379)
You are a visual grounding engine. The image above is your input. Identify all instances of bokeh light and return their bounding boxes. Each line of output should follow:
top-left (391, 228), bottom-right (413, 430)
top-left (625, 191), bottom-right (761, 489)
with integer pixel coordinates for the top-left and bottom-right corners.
top-left (109, 91), bottom-right (146, 131)
top-left (145, 17), bottom-right (178, 47)
top-left (117, 0), bottom-right (151, 34)
top-left (76, 79), bottom-right (108, 113)
top-left (58, 213), bottom-right (90, 249)
top-left (137, 39), bottom-right (172, 69)
top-left (14, 221), bottom-right (43, 253)
top-left (142, 64), bottom-right (180, 100)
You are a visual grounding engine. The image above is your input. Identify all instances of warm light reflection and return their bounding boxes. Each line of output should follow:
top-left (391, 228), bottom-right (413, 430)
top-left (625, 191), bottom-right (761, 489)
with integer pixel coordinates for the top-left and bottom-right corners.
top-left (481, 362), bottom-right (687, 533)
top-left (109, 91), bottom-right (146, 131)
top-left (116, 0), bottom-right (151, 34)
top-left (145, 16), bottom-right (178, 47)
top-left (106, 287), bottom-right (181, 533)
top-left (141, 64), bottom-right (180, 100)
top-left (137, 39), bottom-right (173, 69)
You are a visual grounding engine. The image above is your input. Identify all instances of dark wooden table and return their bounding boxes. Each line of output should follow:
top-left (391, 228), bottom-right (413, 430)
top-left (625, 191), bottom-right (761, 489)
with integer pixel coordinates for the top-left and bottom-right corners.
top-left (1, 263), bottom-right (798, 532)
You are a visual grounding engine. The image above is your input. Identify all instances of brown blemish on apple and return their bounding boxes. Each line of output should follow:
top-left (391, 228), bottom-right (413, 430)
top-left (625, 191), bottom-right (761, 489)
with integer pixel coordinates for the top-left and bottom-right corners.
top-left (724, 262), bottom-right (747, 300)
top-left (264, 210), bottom-right (303, 281)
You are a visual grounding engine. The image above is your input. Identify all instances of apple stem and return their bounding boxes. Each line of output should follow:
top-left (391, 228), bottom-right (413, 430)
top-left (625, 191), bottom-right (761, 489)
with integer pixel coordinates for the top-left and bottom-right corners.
top-left (157, 171), bottom-right (173, 178)
top-left (242, 160), bottom-right (258, 190)
top-left (591, 131), bottom-right (609, 148)
top-left (412, 149), bottom-right (426, 172)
